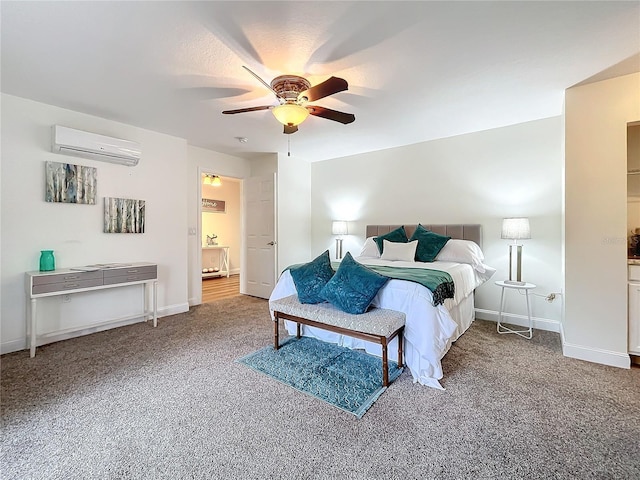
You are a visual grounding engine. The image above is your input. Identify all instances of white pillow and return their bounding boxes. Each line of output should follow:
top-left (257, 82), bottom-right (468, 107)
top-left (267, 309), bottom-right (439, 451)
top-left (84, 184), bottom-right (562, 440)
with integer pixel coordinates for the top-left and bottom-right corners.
top-left (359, 237), bottom-right (381, 258)
top-left (381, 239), bottom-right (418, 262)
top-left (435, 239), bottom-right (486, 272)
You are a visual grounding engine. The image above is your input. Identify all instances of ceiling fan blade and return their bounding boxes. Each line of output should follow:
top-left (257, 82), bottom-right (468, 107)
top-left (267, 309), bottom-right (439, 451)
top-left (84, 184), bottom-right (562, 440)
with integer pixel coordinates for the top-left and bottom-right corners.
top-left (283, 125), bottom-right (298, 135)
top-left (222, 105), bottom-right (272, 114)
top-left (300, 77), bottom-right (348, 102)
top-left (307, 106), bottom-right (355, 124)
top-left (242, 66), bottom-right (284, 100)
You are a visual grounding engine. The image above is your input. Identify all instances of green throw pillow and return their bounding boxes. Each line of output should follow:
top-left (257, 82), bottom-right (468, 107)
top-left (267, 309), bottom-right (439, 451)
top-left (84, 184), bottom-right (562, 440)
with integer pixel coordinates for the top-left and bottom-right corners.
top-left (409, 224), bottom-right (451, 262)
top-left (374, 226), bottom-right (408, 254)
top-left (319, 252), bottom-right (389, 314)
top-left (289, 250), bottom-right (335, 304)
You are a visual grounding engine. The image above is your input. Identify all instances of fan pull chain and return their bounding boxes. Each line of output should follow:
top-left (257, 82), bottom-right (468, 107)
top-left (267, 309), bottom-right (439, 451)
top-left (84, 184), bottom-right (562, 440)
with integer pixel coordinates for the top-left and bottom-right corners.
top-left (288, 136), bottom-right (291, 157)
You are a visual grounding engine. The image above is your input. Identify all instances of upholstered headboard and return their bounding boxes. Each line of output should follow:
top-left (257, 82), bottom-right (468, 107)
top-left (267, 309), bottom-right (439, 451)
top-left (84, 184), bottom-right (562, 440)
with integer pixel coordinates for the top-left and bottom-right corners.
top-left (366, 224), bottom-right (483, 248)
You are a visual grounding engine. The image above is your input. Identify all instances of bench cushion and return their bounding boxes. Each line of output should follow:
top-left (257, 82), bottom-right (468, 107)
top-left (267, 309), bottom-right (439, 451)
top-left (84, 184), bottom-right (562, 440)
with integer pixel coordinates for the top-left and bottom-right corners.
top-left (271, 295), bottom-right (405, 338)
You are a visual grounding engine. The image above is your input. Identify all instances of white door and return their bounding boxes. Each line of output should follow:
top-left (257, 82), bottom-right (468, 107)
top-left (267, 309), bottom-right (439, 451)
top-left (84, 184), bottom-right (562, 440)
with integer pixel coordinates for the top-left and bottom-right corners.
top-left (243, 175), bottom-right (277, 299)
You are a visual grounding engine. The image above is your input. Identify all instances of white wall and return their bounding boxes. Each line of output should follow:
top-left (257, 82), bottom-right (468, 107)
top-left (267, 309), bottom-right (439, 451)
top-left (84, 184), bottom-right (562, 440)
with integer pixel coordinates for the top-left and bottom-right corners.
top-left (249, 154), bottom-right (278, 178)
top-left (311, 117), bottom-right (564, 328)
top-left (276, 153), bottom-right (311, 275)
top-left (565, 72), bottom-right (640, 368)
top-left (186, 145), bottom-right (249, 306)
top-left (1, 94), bottom-right (190, 353)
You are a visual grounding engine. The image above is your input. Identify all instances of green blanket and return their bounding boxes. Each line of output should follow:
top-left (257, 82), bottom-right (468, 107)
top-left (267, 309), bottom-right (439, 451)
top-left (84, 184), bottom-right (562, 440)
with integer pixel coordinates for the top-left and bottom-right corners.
top-left (332, 262), bottom-right (455, 306)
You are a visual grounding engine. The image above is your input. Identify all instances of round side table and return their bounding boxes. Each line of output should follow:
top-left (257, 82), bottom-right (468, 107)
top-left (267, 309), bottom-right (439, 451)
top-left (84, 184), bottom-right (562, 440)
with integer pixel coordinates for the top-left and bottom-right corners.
top-left (495, 281), bottom-right (536, 339)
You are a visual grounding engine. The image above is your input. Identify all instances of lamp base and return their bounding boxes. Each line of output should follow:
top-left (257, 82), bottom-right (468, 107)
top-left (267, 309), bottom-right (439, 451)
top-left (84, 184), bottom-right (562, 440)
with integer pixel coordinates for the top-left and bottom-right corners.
top-left (335, 238), bottom-right (343, 260)
top-left (504, 279), bottom-right (526, 286)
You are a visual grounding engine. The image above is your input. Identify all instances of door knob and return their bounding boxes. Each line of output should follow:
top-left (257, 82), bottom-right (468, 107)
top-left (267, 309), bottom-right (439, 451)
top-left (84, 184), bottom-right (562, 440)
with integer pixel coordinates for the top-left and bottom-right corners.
top-left (267, 241), bottom-right (276, 246)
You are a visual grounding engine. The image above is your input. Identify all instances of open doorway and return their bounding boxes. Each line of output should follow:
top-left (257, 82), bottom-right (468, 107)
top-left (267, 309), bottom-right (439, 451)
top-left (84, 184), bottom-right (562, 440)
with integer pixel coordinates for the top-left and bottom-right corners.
top-left (200, 173), bottom-right (242, 303)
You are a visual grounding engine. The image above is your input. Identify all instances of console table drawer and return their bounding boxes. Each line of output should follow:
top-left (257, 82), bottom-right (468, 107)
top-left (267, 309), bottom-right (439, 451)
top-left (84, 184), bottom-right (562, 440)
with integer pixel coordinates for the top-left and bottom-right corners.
top-left (32, 277), bottom-right (103, 294)
top-left (103, 265), bottom-right (157, 278)
top-left (103, 265), bottom-right (157, 285)
top-left (32, 270), bottom-right (102, 286)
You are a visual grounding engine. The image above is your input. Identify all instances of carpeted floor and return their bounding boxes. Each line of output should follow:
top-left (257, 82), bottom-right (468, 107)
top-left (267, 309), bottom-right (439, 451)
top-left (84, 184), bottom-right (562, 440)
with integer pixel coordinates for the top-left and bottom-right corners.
top-left (1, 295), bottom-right (639, 479)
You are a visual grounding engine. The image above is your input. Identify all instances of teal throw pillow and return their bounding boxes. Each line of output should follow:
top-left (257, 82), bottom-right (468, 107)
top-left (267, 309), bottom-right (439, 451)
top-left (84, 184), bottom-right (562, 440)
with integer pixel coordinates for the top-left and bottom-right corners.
top-left (319, 252), bottom-right (389, 314)
top-left (409, 224), bottom-right (451, 262)
top-left (289, 250), bottom-right (335, 304)
top-left (374, 226), bottom-right (408, 254)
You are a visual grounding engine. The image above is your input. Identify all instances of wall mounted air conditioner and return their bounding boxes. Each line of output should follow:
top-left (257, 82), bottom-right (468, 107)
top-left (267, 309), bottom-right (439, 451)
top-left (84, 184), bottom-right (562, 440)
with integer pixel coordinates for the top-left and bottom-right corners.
top-left (51, 125), bottom-right (141, 166)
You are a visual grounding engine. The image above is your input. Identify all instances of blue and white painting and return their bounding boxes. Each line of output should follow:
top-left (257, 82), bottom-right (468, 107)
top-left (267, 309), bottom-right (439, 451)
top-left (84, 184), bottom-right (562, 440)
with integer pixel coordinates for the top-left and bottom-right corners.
top-left (104, 197), bottom-right (145, 233)
top-left (45, 161), bottom-right (97, 204)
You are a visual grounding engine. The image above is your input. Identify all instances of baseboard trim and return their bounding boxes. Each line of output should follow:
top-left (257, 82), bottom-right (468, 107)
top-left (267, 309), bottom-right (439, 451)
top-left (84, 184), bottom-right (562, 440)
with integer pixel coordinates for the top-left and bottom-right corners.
top-left (558, 322), bottom-right (631, 369)
top-left (476, 309), bottom-right (630, 369)
top-left (562, 340), bottom-right (631, 369)
top-left (159, 302), bottom-right (189, 317)
top-left (1, 339), bottom-right (27, 355)
top-left (474, 308), bottom-right (560, 333)
top-left (1, 302), bottom-right (190, 356)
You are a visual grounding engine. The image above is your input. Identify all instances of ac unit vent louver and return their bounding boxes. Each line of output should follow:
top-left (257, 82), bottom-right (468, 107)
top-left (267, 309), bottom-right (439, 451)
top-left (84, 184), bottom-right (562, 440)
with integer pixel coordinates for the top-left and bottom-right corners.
top-left (51, 125), bottom-right (141, 166)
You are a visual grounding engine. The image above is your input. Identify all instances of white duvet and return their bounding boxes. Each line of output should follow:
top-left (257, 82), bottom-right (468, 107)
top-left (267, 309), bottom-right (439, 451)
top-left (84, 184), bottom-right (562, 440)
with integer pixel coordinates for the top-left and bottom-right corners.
top-left (268, 257), bottom-right (495, 389)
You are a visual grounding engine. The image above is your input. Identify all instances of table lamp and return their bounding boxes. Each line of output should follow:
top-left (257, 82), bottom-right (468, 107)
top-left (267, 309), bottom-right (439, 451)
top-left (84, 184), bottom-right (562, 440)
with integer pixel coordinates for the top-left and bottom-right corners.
top-left (501, 217), bottom-right (530, 286)
top-left (331, 221), bottom-right (348, 259)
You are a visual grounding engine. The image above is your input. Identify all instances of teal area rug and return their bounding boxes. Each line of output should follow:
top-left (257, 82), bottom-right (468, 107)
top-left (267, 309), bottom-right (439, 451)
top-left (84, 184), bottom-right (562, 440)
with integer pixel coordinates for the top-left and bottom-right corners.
top-left (237, 337), bottom-right (402, 418)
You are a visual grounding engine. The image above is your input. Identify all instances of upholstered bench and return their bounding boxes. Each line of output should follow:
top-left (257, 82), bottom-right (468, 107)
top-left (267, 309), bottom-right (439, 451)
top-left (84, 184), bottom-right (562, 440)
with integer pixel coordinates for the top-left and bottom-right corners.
top-left (270, 295), bottom-right (406, 386)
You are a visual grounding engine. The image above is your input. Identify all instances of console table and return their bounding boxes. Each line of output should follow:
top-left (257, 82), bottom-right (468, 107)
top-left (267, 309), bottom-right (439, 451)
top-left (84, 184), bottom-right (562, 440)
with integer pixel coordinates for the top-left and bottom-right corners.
top-left (25, 262), bottom-right (158, 357)
top-left (202, 246), bottom-right (230, 278)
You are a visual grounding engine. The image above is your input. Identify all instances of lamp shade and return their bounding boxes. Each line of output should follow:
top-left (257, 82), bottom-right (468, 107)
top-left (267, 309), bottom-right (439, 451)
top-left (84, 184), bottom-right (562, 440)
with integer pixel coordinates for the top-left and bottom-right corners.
top-left (332, 221), bottom-right (348, 235)
top-left (272, 104), bottom-right (310, 126)
top-left (501, 217), bottom-right (531, 240)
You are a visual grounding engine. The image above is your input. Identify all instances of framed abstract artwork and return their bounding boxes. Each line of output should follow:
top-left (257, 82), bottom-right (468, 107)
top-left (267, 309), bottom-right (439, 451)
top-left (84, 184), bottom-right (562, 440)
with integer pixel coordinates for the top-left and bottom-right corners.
top-left (104, 197), bottom-right (145, 233)
top-left (45, 161), bottom-right (97, 204)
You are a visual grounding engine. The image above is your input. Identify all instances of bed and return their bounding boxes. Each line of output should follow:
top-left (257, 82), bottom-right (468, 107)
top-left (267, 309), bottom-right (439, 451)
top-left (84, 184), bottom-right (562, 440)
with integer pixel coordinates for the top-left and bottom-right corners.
top-left (268, 224), bottom-right (496, 389)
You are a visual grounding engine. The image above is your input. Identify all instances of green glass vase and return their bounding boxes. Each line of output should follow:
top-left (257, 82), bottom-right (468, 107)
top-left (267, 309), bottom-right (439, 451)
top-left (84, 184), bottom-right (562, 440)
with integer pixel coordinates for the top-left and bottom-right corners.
top-left (39, 250), bottom-right (55, 272)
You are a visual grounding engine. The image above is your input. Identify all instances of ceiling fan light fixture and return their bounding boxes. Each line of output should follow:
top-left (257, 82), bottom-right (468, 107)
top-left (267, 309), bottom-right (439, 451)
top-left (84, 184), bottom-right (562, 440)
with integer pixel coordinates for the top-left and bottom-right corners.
top-left (272, 103), bottom-right (309, 127)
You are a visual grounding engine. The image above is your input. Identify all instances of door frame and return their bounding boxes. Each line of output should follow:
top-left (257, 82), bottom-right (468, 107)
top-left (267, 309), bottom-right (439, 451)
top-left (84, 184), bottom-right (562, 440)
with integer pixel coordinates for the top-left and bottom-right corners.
top-left (196, 167), bottom-right (244, 304)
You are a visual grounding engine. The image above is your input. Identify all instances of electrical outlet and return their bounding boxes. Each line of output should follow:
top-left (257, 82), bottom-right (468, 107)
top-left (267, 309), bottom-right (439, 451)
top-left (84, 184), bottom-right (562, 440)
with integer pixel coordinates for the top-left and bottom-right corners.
top-left (546, 292), bottom-right (563, 302)
top-left (62, 294), bottom-right (71, 303)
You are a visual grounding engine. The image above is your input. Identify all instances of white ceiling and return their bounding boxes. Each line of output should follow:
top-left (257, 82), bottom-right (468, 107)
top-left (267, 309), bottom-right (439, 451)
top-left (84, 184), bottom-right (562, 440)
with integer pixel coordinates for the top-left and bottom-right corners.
top-left (2, 1), bottom-right (639, 162)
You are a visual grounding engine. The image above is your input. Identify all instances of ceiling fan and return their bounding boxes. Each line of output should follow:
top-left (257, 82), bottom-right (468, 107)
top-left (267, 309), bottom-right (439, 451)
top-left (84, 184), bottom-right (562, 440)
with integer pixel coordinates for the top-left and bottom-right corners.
top-left (222, 66), bottom-right (355, 134)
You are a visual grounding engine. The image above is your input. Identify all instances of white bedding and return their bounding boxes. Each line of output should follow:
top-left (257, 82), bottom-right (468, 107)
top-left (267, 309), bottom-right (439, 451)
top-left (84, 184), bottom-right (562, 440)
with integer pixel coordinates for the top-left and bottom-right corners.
top-left (268, 257), bottom-right (495, 389)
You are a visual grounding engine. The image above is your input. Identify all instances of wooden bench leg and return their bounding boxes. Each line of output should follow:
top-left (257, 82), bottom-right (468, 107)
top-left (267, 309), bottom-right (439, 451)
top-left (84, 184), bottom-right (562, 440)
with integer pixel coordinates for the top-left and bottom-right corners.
top-left (296, 322), bottom-right (301, 339)
top-left (274, 313), bottom-right (280, 350)
top-left (398, 330), bottom-right (404, 368)
top-left (382, 341), bottom-right (389, 387)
